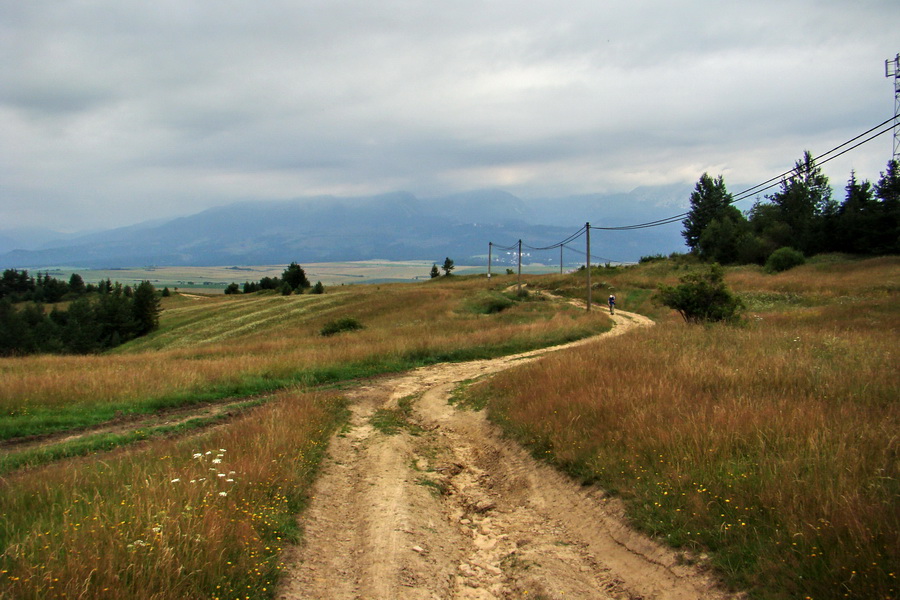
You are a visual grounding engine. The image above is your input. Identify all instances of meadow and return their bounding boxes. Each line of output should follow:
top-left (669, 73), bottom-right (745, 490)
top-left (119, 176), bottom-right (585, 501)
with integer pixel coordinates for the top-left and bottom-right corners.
top-left (466, 255), bottom-right (899, 600)
top-left (1, 256), bottom-right (897, 599)
top-left (0, 275), bottom-right (606, 598)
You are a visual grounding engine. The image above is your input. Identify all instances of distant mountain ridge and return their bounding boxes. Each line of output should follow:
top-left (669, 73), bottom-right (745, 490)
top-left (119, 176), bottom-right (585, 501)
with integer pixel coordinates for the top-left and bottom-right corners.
top-left (0, 186), bottom-right (693, 269)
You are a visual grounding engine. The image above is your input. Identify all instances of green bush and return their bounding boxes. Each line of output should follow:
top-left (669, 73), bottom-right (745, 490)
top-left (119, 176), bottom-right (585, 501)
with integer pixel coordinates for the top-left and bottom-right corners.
top-left (320, 317), bottom-right (364, 336)
top-left (653, 264), bottom-right (743, 323)
top-left (765, 247), bottom-right (806, 273)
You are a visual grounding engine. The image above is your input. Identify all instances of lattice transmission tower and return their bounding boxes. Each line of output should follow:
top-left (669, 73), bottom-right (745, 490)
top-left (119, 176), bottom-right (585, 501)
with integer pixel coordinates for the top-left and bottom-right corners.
top-left (887, 53), bottom-right (900, 160)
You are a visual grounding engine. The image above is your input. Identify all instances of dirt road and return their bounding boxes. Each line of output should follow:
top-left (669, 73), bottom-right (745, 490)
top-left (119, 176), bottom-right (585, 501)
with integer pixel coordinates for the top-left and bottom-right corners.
top-left (278, 310), bottom-right (738, 600)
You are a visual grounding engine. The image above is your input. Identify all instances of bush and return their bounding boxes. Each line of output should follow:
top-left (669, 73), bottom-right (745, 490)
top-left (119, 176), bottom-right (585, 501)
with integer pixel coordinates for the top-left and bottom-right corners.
top-left (653, 264), bottom-right (743, 323)
top-left (765, 247), bottom-right (806, 273)
top-left (320, 317), bottom-right (364, 336)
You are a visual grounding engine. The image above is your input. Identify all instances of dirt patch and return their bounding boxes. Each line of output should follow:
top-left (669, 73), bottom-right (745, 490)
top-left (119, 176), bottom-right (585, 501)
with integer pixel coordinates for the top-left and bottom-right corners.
top-left (278, 311), bottom-right (739, 599)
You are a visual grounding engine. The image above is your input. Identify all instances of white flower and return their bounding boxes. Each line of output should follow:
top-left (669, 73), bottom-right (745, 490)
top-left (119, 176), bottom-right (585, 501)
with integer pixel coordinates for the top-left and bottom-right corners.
top-left (193, 453), bottom-right (202, 459)
top-left (219, 449), bottom-right (226, 453)
top-left (219, 491), bottom-right (227, 497)
top-left (170, 478), bottom-right (180, 483)
top-left (226, 479), bottom-right (234, 483)
top-left (217, 473), bottom-right (226, 478)
top-left (212, 458), bottom-right (222, 464)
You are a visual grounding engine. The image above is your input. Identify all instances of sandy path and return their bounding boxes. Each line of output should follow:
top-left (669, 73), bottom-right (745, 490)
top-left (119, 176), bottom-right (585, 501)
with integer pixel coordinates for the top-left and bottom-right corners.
top-left (278, 310), bottom-right (739, 600)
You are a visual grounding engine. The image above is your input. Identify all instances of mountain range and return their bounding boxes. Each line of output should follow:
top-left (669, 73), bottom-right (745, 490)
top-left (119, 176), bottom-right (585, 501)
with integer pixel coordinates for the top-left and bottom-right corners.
top-left (0, 185), bottom-right (693, 269)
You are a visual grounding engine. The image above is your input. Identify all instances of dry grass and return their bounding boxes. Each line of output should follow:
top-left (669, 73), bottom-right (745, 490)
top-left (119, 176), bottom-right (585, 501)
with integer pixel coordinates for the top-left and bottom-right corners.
top-left (0, 279), bottom-right (607, 439)
top-left (471, 257), bottom-right (899, 599)
top-left (0, 389), bottom-right (346, 599)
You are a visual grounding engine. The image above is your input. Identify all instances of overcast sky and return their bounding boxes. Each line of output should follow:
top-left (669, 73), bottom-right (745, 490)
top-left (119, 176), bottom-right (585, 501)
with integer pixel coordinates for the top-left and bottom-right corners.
top-left (2, 0), bottom-right (898, 232)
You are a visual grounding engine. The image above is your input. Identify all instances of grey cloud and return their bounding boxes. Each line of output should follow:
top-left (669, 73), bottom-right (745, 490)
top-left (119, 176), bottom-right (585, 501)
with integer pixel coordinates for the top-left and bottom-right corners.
top-left (2, 0), bottom-right (898, 231)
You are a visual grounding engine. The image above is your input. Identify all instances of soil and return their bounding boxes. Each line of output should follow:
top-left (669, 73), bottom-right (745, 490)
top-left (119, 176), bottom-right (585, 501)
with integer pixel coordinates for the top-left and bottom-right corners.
top-left (277, 310), bottom-right (741, 600)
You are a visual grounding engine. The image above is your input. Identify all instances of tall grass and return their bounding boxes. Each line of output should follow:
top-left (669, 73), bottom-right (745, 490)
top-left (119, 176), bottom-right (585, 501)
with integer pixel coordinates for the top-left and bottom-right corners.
top-left (468, 262), bottom-right (899, 599)
top-left (0, 389), bottom-right (347, 599)
top-left (1, 280), bottom-right (608, 440)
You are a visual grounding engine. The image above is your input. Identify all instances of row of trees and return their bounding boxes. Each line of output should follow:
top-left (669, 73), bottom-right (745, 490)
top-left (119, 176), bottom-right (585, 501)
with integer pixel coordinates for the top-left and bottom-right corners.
top-left (224, 262), bottom-right (324, 295)
top-left (682, 156), bottom-right (900, 266)
top-left (0, 269), bottom-right (93, 303)
top-left (0, 280), bottom-right (161, 356)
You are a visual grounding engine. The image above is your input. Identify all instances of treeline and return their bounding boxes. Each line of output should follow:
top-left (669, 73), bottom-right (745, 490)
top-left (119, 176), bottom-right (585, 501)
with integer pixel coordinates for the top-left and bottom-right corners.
top-left (0, 269), bottom-right (161, 356)
top-left (683, 156), bottom-right (900, 268)
top-left (224, 262), bottom-right (324, 295)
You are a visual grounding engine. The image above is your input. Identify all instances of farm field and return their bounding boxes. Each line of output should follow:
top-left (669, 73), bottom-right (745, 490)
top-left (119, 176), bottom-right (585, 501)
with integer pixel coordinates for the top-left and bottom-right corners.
top-left (29, 260), bottom-right (565, 293)
top-left (1, 256), bottom-right (897, 599)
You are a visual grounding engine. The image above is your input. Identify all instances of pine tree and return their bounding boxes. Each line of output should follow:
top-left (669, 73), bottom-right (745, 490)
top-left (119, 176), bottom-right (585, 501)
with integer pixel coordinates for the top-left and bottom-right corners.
top-left (682, 173), bottom-right (734, 252)
top-left (873, 159), bottom-right (900, 254)
top-left (132, 281), bottom-right (161, 335)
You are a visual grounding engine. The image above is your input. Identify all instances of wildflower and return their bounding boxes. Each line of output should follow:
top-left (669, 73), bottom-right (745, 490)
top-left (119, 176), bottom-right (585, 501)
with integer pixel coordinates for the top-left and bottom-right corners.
top-left (212, 458), bottom-right (222, 464)
top-left (219, 492), bottom-right (228, 497)
top-left (171, 478), bottom-right (181, 483)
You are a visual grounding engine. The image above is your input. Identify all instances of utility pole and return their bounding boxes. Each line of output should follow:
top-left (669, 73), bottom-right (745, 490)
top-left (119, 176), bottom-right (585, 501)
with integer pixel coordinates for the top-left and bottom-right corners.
top-left (560, 245), bottom-right (564, 275)
top-left (517, 239), bottom-right (523, 294)
top-left (888, 53), bottom-right (900, 160)
top-left (585, 223), bottom-right (591, 312)
top-left (487, 242), bottom-right (492, 279)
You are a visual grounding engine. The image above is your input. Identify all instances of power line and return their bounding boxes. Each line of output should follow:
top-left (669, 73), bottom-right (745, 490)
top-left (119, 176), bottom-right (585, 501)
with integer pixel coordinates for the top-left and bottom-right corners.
top-left (488, 115), bottom-right (895, 255)
top-left (594, 116), bottom-right (896, 231)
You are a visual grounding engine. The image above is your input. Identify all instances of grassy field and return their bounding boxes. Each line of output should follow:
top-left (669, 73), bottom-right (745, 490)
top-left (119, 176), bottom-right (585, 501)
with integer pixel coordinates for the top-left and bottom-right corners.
top-left (464, 255), bottom-right (899, 600)
top-left (1, 256), bottom-right (897, 599)
top-left (0, 274), bottom-right (608, 598)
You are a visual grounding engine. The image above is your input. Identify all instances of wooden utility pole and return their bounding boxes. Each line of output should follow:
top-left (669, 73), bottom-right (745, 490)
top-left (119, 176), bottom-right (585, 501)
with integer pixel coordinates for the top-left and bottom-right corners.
top-left (585, 223), bottom-right (591, 311)
top-left (487, 242), bottom-right (492, 279)
top-left (560, 245), bottom-right (564, 275)
top-left (517, 239), bottom-right (523, 294)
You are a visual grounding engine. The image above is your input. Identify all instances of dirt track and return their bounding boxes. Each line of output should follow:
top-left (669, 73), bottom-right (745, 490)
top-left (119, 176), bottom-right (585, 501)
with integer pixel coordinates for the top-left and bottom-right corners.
top-left (278, 310), bottom-right (739, 600)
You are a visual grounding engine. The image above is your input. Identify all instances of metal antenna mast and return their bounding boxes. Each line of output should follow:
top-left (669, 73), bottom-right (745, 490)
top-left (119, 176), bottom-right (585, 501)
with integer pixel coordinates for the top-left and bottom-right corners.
top-left (887, 53), bottom-right (900, 160)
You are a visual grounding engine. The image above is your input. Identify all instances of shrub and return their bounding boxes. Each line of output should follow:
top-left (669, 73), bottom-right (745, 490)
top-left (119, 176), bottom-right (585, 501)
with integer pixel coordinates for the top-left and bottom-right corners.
top-left (319, 317), bottom-right (364, 336)
top-left (653, 264), bottom-right (743, 323)
top-left (765, 247), bottom-right (806, 273)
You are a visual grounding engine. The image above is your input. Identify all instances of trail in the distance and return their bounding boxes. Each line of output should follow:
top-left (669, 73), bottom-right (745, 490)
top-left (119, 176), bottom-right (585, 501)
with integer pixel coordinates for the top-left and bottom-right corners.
top-left (278, 310), bottom-right (739, 600)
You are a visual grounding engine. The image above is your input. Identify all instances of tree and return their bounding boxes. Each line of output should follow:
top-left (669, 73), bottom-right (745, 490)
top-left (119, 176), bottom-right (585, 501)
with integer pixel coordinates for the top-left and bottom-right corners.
top-left (682, 173), bottom-right (734, 252)
top-left (224, 282), bottom-right (241, 295)
top-left (653, 264), bottom-right (743, 323)
top-left (132, 281), bottom-right (161, 336)
top-left (430, 264), bottom-right (440, 279)
top-left (441, 257), bottom-right (455, 276)
top-left (873, 159), bottom-right (900, 254)
top-left (312, 281), bottom-right (325, 294)
top-left (696, 205), bottom-right (751, 264)
top-left (68, 273), bottom-right (86, 296)
top-left (282, 262), bottom-right (310, 291)
top-left (764, 151), bottom-right (836, 254)
top-left (835, 171), bottom-right (877, 253)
